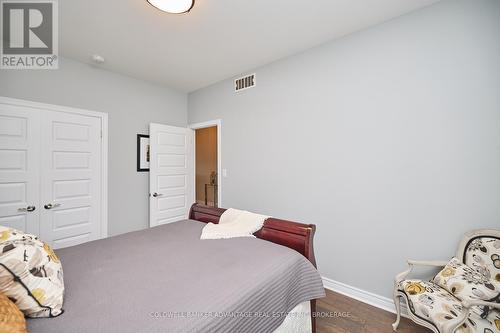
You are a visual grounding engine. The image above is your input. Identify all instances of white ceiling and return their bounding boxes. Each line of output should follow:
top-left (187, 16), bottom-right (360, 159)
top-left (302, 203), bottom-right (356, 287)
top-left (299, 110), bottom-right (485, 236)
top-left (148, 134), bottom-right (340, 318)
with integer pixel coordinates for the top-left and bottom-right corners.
top-left (60, 0), bottom-right (441, 92)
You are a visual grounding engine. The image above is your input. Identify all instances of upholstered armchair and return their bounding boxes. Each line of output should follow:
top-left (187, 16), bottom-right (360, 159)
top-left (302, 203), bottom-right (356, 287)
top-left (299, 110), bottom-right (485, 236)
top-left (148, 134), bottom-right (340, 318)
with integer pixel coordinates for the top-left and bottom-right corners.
top-left (393, 229), bottom-right (500, 333)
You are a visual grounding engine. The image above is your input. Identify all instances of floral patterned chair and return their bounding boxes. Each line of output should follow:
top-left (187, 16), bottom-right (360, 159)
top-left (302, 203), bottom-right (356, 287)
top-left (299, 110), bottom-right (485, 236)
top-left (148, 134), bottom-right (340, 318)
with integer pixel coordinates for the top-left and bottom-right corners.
top-left (393, 229), bottom-right (500, 333)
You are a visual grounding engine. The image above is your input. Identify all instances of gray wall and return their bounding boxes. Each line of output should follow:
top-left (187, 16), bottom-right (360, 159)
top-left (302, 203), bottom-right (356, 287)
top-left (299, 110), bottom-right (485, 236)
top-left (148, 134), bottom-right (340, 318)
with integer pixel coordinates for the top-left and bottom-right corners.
top-left (188, 0), bottom-right (500, 298)
top-left (0, 57), bottom-right (187, 236)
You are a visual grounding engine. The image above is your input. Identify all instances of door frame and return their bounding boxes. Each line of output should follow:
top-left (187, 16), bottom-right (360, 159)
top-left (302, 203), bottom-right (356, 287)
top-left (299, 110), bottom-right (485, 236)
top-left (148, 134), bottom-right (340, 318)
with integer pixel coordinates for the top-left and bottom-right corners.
top-left (0, 96), bottom-right (109, 238)
top-left (189, 119), bottom-right (222, 208)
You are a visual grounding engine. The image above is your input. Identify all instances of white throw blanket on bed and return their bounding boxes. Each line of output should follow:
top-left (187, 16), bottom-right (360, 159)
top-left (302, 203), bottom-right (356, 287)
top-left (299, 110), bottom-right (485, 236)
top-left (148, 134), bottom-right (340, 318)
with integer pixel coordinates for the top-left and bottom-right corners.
top-left (200, 208), bottom-right (269, 239)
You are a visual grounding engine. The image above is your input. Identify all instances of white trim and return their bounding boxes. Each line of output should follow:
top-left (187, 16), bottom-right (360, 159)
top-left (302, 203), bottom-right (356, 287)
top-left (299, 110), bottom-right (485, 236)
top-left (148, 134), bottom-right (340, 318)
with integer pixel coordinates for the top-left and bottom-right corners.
top-left (100, 114), bottom-right (108, 238)
top-left (322, 276), bottom-right (408, 317)
top-left (0, 96), bottom-right (109, 239)
top-left (189, 119), bottom-right (222, 207)
top-left (0, 96), bottom-right (107, 118)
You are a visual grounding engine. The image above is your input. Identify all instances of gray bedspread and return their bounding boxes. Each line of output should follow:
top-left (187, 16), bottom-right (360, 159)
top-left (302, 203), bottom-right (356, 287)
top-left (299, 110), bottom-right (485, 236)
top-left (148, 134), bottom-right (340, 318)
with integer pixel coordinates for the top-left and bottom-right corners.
top-left (27, 220), bottom-right (325, 333)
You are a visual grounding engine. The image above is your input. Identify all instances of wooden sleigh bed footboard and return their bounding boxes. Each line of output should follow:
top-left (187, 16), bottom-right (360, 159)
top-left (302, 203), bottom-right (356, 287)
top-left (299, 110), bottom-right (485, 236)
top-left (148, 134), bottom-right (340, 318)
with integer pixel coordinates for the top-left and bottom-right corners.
top-left (188, 203), bottom-right (320, 333)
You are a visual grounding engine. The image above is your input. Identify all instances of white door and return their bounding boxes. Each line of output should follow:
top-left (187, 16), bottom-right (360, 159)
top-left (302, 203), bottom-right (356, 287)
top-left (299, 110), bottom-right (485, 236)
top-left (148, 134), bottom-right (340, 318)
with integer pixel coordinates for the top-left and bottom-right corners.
top-left (0, 104), bottom-right (40, 234)
top-left (40, 111), bottom-right (102, 248)
top-left (149, 123), bottom-right (194, 227)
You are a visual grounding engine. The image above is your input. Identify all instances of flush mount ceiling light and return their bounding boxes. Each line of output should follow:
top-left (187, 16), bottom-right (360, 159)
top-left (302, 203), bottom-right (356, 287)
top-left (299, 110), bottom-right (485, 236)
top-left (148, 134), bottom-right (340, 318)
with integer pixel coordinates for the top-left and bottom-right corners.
top-left (147, 0), bottom-right (194, 14)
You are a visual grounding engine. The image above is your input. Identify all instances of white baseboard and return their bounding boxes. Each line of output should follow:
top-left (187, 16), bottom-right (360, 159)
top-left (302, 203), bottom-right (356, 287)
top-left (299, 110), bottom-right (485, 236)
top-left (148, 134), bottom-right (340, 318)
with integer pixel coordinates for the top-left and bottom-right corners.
top-left (322, 276), bottom-right (408, 317)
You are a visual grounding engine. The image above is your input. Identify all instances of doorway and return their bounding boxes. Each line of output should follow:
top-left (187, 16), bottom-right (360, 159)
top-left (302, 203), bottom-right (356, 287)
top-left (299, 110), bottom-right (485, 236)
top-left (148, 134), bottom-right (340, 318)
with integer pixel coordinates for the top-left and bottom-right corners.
top-left (148, 120), bottom-right (221, 228)
top-left (190, 120), bottom-right (221, 208)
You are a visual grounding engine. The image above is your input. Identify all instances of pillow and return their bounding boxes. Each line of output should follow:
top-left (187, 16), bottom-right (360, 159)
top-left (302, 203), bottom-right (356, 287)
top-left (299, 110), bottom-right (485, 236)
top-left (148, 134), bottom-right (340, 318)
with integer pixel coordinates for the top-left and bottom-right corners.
top-left (433, 257), bottom-right (499, 317)
top-left (0, 227), bottom-right (64, 317)
top-left (0, 292), bottom-right (27, 333)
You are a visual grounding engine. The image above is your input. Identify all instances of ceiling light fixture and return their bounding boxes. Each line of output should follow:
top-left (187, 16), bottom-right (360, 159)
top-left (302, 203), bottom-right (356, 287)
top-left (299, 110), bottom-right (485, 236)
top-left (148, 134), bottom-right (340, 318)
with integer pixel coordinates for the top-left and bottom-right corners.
top-left (147, 0), bottom-right (194, 14)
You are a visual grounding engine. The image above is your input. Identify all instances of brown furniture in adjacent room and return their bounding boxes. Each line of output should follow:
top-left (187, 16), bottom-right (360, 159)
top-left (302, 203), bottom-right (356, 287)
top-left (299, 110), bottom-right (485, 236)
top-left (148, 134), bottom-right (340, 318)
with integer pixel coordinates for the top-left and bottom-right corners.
top-left (204, 183), bottom-right (218, 207)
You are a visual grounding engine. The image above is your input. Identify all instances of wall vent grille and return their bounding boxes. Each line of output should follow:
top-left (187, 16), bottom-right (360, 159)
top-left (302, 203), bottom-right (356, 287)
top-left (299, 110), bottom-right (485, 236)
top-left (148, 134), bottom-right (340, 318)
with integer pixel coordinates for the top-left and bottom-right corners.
top-left (235, 73), bottom-right (256, 92)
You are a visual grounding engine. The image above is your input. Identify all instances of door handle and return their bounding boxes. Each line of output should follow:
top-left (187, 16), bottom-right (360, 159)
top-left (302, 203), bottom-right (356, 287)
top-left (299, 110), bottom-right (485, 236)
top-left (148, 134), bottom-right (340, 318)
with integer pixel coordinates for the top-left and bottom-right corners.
top-left (151, 193), bottom-right (163, 198)
top-left (18, 206), bottom-right (36, 212)
top-left (44, 203), bottom-right (61, 210)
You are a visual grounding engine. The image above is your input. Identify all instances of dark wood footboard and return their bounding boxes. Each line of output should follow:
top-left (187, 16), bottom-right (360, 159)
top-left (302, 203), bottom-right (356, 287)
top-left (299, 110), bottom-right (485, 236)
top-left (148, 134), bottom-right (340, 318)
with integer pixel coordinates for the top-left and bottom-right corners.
top-left (189, 204), bottom-right (317, 266)
top-left (188, 203), bottom-right (320, 332)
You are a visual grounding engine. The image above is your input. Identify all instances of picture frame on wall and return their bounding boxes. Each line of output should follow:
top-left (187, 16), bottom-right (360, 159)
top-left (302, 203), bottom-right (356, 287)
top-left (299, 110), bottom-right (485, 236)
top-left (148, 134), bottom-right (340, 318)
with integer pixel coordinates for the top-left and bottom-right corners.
top-left (137, 134), bottom-right (150, 172)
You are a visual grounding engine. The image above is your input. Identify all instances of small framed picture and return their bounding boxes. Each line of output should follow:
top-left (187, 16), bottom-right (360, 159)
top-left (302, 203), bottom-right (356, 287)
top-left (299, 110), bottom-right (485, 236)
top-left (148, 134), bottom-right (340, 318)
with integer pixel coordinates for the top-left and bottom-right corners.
top-left (137, 134), bottom-right (150, 172)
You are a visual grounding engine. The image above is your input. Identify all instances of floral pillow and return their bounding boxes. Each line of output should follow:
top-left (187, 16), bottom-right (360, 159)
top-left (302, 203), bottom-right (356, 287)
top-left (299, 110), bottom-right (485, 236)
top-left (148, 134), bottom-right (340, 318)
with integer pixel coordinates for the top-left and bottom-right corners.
top-left (433, 257), bottom-right (499, 317)
top-left (0, 227), bottom-right (64, 318)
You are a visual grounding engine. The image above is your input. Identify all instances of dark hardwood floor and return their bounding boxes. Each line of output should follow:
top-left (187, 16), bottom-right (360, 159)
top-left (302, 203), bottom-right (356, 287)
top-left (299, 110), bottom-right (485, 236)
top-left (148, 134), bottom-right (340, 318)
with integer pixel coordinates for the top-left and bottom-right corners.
top-left (316, 289), bottom-right (431, 333)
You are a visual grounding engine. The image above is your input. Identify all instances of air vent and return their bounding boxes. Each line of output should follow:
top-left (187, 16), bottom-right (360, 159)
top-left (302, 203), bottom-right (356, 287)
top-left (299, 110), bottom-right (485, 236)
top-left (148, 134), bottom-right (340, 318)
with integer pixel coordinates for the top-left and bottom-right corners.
top-left (235, 73), bottom-right (256, 92)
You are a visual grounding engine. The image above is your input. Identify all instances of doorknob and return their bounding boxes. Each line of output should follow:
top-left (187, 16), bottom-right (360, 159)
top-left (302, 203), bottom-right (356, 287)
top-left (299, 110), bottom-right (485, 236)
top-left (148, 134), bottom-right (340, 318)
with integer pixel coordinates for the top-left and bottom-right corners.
top-left (151, 193), bottom-right (163, 197)
top-left (18, 206), bottom-right (36, 212)
top-left (44, 203), bottom-right (61, 210)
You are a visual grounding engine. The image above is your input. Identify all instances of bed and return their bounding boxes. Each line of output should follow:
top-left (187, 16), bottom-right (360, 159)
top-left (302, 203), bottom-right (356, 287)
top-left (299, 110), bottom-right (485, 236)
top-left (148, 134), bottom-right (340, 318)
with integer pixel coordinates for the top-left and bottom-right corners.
top-left (27, 204), bottom-right (325, 333)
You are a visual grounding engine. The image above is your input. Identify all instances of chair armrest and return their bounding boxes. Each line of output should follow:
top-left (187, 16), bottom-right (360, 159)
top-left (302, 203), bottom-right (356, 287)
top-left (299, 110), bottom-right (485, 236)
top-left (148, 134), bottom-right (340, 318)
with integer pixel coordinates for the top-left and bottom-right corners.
top-left (407, 260), bottom-right (449, 267)
top-left (394, 260), bottom-right (448, 285)
top-left (462, 300), bottom-right (500, 310)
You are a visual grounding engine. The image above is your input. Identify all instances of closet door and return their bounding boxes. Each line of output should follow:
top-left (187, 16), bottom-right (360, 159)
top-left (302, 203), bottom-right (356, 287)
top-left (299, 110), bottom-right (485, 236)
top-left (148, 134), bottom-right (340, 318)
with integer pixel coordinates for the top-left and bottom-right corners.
top-left (0, 104), bottom-right (40, 233)
top-left (40, 111), bottom-right (102, 249)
